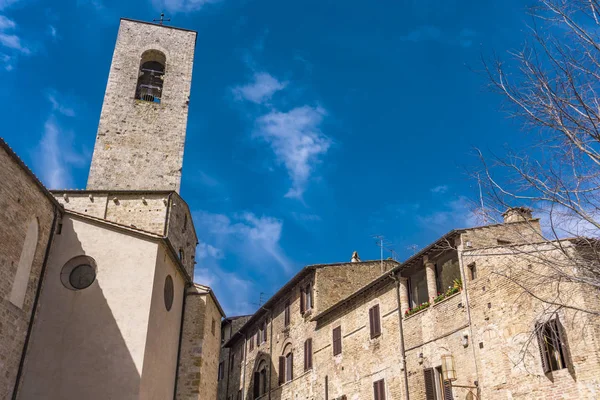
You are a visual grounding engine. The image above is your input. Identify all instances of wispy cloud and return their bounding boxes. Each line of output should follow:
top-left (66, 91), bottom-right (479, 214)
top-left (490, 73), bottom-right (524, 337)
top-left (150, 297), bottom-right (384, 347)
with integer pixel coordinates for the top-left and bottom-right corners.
top-left (232, 72), bottom-right (287, 105)
top-left (0, 0), bottom-right (22, 10)
top-left (254, 106), bottom-right (331, 199)
top-left (195, 264), bottom-right (254, 315)
top-left (0, 14), bottom-right (30, 70)
top-left (400, 26), bottom-right (477, 48)
top-left (48, 25), bottom-right (57, 39)
top-left (151, 0), bottom-right (220, 13)
top-left (34, 91), bottom-right (87, 189)
top-left (194, 210), bottom-right (293, 273)
top-left (431, 184), bottom-right (449, 194)
top-left (417, 196), bottom-right (479, 232)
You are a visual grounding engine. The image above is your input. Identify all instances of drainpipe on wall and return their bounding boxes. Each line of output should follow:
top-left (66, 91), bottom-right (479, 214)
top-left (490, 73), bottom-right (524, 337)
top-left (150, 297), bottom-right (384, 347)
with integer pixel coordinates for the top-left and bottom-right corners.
top-left (12, 206), bottom-right (59, 400)
top-left (265, 309), bottom-right (273, 400)
top-left (389, 272), bottom-right (410, 400)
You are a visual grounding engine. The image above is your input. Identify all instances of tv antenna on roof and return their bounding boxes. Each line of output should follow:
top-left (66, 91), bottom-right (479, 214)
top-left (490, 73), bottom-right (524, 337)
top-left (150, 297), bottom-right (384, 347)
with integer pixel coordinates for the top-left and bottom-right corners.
top-left (373, 234), bottom-right (392, 273)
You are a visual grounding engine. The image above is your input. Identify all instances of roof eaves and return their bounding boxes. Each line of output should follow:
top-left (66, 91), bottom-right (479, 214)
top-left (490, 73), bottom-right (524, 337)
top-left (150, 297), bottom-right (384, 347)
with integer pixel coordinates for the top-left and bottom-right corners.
top-left (190, 283), bottom-right (225, 318)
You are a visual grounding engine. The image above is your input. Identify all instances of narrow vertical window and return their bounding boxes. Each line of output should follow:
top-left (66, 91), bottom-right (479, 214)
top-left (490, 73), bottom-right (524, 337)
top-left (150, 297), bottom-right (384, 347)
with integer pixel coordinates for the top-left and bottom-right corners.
top-left (179, 248), bottom-right (185, 261)
top-left (230, 353), bottom-right (235, 371)
top-left (304, 338), bottom-right (313, 370)
top-left (278, 356), bottom-right (285, 385)
top-left (306, 283), bottom-right (313, 310)
top-left (237, 390), bottom-right (242, 400)
top-left (211, 318), bottom-right (216, 335)
top-left (300, 286), bottom-right (306, 314)
top-left (249, 334), bottom-right (255, 351)
top-left (135, 50), bottom-right (166, 103)
top-left (285, 352), bottom-right (293, 382)
top-left (284, 300), bottom-right (291, 326)
top-left (332, 326), bottom-right (342, 356)
top-left (253, 371), bottom-right (260, 399)
top-left (218, 362), bottom-right (224, 381)
top-left (10, 218), bottom-right (38, 308)
top-left (468, 263), bottom-right (477, 280)
top-left (423, 368), bottom-right (436, 400)
top-left (369, 304), bottom-right (381, 338)
top-left (373, 379), bottom-right (386, 400)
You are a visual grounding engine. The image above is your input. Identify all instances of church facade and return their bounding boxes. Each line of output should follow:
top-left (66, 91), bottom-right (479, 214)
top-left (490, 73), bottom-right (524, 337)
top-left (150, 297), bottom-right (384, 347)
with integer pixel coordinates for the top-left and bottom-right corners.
top-left (0, 18), bottom-right (223, 400)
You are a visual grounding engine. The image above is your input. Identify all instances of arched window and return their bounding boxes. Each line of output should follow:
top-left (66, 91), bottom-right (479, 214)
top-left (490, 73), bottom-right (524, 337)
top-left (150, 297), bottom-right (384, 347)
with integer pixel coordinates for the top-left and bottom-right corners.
top-left (10, 218), bottom-right (39, 308)
top-left (279, 344), bottom-right (293, 385)
top-left (253, 360), bottom-right (268, 399)
top-left (135, 50), bottom-right (166, 103)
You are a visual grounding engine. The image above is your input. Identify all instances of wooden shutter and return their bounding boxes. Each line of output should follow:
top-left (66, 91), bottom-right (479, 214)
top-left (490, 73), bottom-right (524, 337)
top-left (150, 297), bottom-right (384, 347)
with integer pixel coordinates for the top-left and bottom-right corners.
top-left (253, 371), bottom-right (260, 399)
top-left (285, 301), bottom-right (290, 326)
top-left (333, 327), bottom-right (342, 355)
top-left (373, 379), bottom-right (385, 400)
top-left (256, 331), bottom-right (260, 347)
top-left (554, 318), bottom-right (571, 369)
top-left (443, 380), bottom-right (454, 400)
top-left (300, 287), bottom-right (306, 314)
top-left (249, 335), bottom-right (254, 351)
top-left (309, 284), bottom-right (314, 309)
top-left (278, 356), bottom-right (285, 385)
top-left (424, 368), bottom-right (436, 400)
top-left (535, 323), bottom-right (550, 373)
top-left (289, 353), bottom-right (293, 380)
top-left (369, 305), bottom-right (381, 338)
top-left (304, 338), bottom-right (313, 370)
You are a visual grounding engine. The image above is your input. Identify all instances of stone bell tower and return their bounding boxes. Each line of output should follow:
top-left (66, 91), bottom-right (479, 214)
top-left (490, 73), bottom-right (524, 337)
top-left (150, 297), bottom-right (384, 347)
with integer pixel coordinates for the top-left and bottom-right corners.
top-left (86, 18), bottom-right (196, 193)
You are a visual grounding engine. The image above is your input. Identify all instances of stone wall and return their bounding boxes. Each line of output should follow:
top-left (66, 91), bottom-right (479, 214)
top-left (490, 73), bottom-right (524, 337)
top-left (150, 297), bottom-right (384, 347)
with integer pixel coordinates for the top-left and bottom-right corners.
top-left (218, 316), bottom-right (251, 400)
top-left (177, 285), bottom-right (224, 400)
top-left (87, 19), bottom-right (196, 193)
top-left (166, 192), bottom-right (198, 278)
top-left (0, 143), bottom-right (57, 398)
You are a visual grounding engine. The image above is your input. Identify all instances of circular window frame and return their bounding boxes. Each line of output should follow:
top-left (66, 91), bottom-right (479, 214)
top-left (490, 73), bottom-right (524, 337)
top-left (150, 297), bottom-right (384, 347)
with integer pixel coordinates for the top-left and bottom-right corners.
top-left (164, 275), bottom-right (174, 311)
top-left (60, 255), bottom-right (97, 291)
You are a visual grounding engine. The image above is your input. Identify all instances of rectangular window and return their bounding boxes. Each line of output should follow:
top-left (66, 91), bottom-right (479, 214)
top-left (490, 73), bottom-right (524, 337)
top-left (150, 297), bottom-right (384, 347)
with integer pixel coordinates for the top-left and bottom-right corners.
top-left (300, 284), bottom-right (314, 314)
top-left (537, 318), bottom-right (568, 373)
top-left (332, 326), bottom-right (342, 356)
top-left (468, 263), bottom-right (477, 280)
top-left (230, 353), bottom-right (235, 371)
top-left (373, 379), bottom-right (386, 400)
top-left (256, 330), bottom-right (260, 347)
top-left (423, 368), bottom-right (436, 400)
top-left (284, 300), bottom-right (291, 326)
top-left (261, 321), bottom-right (267, 343)
top-left (285, 352), bottom-right (293, 382)
top-left (435, 366), bottom-right (453, 400)
top-left (253, 371), bottom-right (260, 399)
top-left (211, 318), bottom-right (216, 336)
top-left (304, 338), bottom-right (313, 371)
top-left (249, 334), bottom-right (255, 351)
top-left (408, 269), bottom-right (428, 307)
top-left (369, 304), bottom-right (381, 338)
top-left (278, 356), bottom-right (285, 385)
top-left (218, 362), bottom-right (224, 381)
top-left (237, 390), bottom-right (242, 400)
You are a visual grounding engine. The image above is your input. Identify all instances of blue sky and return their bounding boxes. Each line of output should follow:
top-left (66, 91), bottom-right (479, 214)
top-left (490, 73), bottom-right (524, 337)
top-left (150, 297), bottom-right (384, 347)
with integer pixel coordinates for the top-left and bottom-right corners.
top-left (1, 0), bottom-right (537, 315)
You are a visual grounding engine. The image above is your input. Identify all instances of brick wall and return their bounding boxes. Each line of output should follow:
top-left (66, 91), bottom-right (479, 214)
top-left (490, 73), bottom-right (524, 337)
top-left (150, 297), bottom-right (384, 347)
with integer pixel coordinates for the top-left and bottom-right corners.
top-left (0, 145), bottom-right (57, 398)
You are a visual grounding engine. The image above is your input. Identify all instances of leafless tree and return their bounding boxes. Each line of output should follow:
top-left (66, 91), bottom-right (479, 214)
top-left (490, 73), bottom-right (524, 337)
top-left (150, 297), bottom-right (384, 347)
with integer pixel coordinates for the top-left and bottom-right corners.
top-left (476, 0), bottom-right (600, 322)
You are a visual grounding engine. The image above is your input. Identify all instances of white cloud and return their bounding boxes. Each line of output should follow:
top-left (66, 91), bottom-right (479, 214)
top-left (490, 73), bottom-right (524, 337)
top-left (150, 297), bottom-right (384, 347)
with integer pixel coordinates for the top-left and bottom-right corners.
top-left (538, 205), bottom-right (600, 239)
top-left (0, 14), bottom-right (30, 69)
top-left (195, 266), bottom-right (255, 315)
top-left (194, 211), bottom-right (292, 272)
top-left (431, 185), bottom-right (449, 194)
top-left (417, 196), bottom-right (480, 232)
top-left (34, 92), bottom-right (87, 189)
top-left (254, 106), bottom-right (331, 199)
top-left (232, 72), bottom-right (287, 105)
top-left (46, 90), bottom-right (76, 117)
top-left (151, 0), bottom-right (220, 13)
top-left (0, 15), bottom-right (14, 30)
top-left (197, 241), bottom-right (223, 259)
top-left (400, 25), bottom-right (477, 48)
top-left (48, 25), bottom-right (57, 39)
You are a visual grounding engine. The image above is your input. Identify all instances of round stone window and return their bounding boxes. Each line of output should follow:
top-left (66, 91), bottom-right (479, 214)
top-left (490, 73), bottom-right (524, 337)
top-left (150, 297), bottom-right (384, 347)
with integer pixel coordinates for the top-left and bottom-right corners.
top-left (164, 275), bottom-right (174, 311)
top-left (60, 255), bottom-right (97, 291)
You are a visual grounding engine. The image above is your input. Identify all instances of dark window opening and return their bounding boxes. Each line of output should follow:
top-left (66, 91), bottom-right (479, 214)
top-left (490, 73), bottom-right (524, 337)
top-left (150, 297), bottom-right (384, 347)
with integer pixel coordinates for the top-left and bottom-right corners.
top-left (537, 318), bottom-right (568, 373)
top-left (468, 263), bottom-right (477, 280)
top-left (135, 50), bottom-right (166, 103)
top-left (218, 361), bottom-right (224, 381)
top-left (304, 338), bottom-right (313, 371)
top-left (211, 318), bottom-right (216, 336)
top-left (300, 283), bottom-right (314, 314)
top-left (284, 300), bottom-right (291, 327)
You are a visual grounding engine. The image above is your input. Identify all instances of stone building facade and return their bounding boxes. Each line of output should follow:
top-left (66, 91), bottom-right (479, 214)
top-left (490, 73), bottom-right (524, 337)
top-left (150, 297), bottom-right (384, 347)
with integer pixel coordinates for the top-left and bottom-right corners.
top-left (220, 210), bottom-right (600, 400)
top-left (0, 17), bottom-right (224, 400)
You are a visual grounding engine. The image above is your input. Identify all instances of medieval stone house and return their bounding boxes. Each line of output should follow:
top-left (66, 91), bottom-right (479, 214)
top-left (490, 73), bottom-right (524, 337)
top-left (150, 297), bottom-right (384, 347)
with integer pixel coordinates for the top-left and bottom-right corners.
top-left (219, 210), bottom-right (600, 400)
top-left (0, 18), bottom-right (224, 400)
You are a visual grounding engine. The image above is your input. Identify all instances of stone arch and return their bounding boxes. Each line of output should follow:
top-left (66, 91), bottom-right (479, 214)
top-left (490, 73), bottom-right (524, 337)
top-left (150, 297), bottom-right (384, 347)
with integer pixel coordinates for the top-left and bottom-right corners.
top-left (10, 217), bottom-right (39, 308)
top-left (135, 49), bottom-right (166, 103)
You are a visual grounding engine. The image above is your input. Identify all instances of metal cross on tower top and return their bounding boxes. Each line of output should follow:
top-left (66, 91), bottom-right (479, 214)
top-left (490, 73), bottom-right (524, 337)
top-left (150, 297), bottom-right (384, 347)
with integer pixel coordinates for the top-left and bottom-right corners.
top-left (153, 12), bottom-right (170, 25)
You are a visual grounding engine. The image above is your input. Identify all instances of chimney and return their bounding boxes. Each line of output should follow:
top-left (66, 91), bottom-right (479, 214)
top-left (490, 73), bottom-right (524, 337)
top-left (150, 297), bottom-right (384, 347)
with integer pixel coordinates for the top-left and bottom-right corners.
top-left (502, 207), bottom-right (533, 223)
top-left (351, 251), bottom-right (361, 263)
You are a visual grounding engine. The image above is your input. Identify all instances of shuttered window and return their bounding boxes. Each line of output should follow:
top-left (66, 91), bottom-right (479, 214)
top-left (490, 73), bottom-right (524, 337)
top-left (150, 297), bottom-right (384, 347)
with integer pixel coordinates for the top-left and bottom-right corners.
top-left (278, 356), bottom-right (285, 385)
top-left (332, 326), bottom-right (342, 355)
top-left (249, 334), bottom-right (254, 351)
top-left (300, 287), bottom-right (306, 314)
top-left (256, 330), bottom-right (260, 347)
top-left (300, 284), bottom-right (313, 314)
top-left (536, 318), bottom-right (569, 373)
top-left (285, 353), bottom-right (293, 382)
top-left (369, 304), bottom-right (381, 338)
top-left (218, 362), bottom-right (224, 381)
top-left (284, 300), bottom-right (291, 326)
top-left (304, 338), bottom-right (313, 370)
top-left (424, 368), bottom-right (436, 400)
top-left (373, 379), bottom-right (386, 400)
